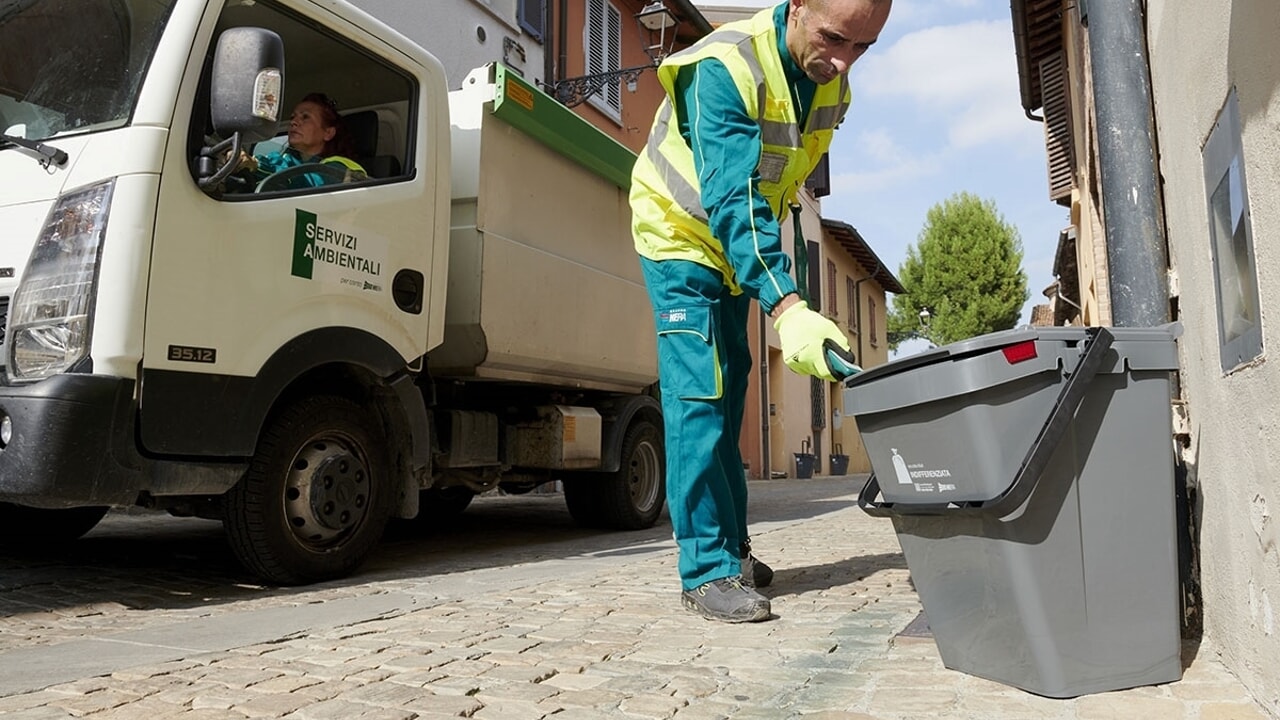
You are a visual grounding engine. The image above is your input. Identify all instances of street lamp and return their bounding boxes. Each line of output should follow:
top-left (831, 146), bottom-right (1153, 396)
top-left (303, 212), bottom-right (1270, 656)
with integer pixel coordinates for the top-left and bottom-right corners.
top-left (636, 1), bottom-right (679, 64)
top-left (918, 308), bottom-right (934, 348)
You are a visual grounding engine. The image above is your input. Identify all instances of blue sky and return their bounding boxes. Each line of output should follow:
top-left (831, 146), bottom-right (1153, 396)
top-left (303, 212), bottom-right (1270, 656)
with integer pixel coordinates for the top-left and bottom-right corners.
top-left (697, 0), bottom-right (1069, 332)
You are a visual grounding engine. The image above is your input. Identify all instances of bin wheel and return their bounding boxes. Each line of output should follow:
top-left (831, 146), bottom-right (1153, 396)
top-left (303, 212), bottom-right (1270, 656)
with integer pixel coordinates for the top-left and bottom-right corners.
top-left (224, 395), bottom-right (392, 585)
top-left (564, 417), bottom-right (665, 530)
top-left (0, 503), bottom-right (109, 543)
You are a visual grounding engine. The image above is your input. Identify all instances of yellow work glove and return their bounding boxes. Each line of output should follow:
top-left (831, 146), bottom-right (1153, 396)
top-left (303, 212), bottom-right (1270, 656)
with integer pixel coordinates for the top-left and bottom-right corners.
top-left (774, 301), bottom-right (861, 382)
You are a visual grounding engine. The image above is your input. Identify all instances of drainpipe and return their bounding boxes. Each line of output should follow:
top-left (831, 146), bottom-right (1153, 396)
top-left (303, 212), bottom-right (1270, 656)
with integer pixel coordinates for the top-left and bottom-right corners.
top-left (852, 263), bottom-right (881, 368)
top-left (1084, 0), bottom-right (1169, 327)
top-left (543, 0), bottom-right (555, 86)
top-left (758, 311), bottom-right (770, 480)
top-left (557, 0), bottom-right (568, 83)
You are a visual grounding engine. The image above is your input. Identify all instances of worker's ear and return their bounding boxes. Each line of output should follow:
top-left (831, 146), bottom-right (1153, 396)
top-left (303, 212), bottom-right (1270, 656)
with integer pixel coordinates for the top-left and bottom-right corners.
top-left (323, 126), bottom-right (337, 143)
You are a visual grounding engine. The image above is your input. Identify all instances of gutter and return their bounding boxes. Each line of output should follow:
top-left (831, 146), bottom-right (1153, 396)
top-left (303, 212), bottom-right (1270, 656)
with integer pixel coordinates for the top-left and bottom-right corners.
top-left (666, 0), bottom-right (713, 35)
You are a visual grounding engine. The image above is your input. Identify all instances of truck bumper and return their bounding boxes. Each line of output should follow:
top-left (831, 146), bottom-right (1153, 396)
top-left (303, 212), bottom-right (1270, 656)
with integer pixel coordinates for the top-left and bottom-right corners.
top-left (0, 375), bottom-right (146, 507)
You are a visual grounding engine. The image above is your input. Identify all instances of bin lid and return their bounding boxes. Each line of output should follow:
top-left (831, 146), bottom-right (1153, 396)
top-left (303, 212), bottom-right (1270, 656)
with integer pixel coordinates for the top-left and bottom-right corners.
top-left (846, 322), bottom-right (1182, 389)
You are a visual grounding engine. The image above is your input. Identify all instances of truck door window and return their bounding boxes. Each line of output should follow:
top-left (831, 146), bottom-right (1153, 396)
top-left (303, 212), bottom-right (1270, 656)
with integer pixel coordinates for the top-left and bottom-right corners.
top-left (192, 0), bottom-right (415, 198)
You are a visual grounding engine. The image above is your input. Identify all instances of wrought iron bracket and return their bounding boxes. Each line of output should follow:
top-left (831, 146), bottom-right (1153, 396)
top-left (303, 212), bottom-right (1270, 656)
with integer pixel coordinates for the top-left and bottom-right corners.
top-left (548, 64), bottom-right (654, 108)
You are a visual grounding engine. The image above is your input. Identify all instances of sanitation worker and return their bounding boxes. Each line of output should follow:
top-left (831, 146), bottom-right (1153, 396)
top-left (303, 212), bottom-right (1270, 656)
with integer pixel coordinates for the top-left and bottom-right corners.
top-left (239, 93), bottom-right (367, 191)
top-left (630, 0), bottom-right (891, 623)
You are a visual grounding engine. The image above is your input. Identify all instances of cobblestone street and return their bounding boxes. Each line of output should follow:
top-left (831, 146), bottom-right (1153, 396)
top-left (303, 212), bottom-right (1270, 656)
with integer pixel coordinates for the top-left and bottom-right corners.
top-left (0, 477), bottom-right (1270, 719)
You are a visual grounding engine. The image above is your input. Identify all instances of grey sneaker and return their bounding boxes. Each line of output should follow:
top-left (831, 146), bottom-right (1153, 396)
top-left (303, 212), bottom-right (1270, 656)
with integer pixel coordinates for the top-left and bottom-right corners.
top-left (681, 576), bottom-right (771, 623)
top-left (740, 552), bottom-right (774, 589)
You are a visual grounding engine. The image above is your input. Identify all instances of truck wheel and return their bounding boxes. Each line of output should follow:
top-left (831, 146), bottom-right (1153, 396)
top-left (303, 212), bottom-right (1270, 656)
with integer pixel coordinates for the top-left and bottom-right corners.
top-left (224, 395), bottom-right (392, 585)
top-left (562, 477), bottom-right (604, 528)
top-left (0, 503), bottom-right (109, 542)
top-left (565, 418), bottom-right (665, 530)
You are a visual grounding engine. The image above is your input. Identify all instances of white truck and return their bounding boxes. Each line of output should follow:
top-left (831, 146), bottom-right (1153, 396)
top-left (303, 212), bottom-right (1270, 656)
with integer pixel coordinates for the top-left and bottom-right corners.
top-left (0, 0), bottom-right (663, 583)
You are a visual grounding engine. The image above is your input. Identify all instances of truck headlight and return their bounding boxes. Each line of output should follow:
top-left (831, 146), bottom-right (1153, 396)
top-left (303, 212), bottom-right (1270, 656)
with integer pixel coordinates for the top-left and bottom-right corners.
top-left (8, 179), bottom-right (115, 381)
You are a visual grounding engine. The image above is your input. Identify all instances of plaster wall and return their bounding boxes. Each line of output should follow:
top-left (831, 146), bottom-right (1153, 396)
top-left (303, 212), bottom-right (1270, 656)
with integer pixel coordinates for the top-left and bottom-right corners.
top-left (1146, 1), bottom-right (1280, 711)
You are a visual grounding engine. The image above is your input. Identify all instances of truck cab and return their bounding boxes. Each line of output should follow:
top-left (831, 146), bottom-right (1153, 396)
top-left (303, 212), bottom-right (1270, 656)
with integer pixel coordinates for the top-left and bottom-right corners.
top-left (0, 0), bottom-right (662, 583)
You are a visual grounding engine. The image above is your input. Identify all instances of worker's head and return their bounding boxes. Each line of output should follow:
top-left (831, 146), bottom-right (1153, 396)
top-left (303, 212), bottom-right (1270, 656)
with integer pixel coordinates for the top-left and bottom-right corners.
top-left (786, 0), bottom-right (892, 85)
top-left (287, 93), bottom-right (341, 157)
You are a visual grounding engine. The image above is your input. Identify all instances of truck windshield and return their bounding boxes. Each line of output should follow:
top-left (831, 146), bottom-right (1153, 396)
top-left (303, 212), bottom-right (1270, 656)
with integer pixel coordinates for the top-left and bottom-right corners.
top-left (0, 0), bottom-right (175, 141)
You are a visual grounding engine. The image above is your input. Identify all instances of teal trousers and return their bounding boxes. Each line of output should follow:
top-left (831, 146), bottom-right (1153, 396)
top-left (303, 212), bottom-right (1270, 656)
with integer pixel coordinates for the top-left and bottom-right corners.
top-left (640, 257), bottom-right (753, 591)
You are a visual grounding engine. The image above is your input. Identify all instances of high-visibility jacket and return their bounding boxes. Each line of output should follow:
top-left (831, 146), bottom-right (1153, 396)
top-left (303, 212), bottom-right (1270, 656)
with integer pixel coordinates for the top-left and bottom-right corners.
top-left (630, 5), bottom-right (851, 294)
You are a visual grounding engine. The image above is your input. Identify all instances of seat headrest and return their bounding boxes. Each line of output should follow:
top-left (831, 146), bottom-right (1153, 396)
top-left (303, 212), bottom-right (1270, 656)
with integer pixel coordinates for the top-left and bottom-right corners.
top-left (342, 110), bottom-right (379, 159)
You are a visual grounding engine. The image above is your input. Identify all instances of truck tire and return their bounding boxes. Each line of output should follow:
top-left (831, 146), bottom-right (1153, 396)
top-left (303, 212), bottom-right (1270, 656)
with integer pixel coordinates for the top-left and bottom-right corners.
top-left (224, 395), bottom-right (393, 585)
top-left (564, 418), bottom-right (665, 530)
top-left (562, 477), bottom-right (604, 528)
top-left (0, 503), bottom-right (109, 543)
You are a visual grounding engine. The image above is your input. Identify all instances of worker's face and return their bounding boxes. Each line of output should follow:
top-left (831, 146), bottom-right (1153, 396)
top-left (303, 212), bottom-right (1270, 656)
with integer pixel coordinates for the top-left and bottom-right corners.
top-left (787, 0), bottom-right (891, 85)
top-left (287, 100), bottom-right (336, 157)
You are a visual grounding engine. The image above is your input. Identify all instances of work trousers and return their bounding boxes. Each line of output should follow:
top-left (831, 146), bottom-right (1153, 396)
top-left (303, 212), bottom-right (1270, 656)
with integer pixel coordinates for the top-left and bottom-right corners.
top-left (639, 257), bottom-right (753, 591)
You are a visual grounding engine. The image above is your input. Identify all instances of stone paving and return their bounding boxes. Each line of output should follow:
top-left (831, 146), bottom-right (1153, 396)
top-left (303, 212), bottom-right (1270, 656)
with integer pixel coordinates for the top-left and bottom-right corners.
top-left (0, 477), bottom-right (1272, 719)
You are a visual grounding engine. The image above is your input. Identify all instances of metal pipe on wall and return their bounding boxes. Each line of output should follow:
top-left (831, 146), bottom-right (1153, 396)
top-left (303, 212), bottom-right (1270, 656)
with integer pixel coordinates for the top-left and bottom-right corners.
top-left (543, 0), bottom-right (555, 86)
top-left (557, 0), bottom-right (568, 83)
top-left (1084, 0), bottom-right (1170, 327)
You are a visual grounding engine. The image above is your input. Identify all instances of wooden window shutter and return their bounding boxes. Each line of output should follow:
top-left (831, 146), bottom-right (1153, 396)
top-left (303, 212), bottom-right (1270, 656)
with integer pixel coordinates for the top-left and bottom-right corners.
top-left (826, 260), bottom-right (837, 317)
top-left (1040, 51), bottom-right (1074, 206)
top-left (519, 0), bottom-right (546, 42)
top-left (585, 0), bottom-right (622, 117)
top-left (869, 297), bottom-right (878, 346)
top-left (846, 275), bottom-right (857, 331)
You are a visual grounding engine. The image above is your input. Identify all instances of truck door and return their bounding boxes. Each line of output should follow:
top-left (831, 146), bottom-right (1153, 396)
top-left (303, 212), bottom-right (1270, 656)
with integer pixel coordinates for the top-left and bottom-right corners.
top-left (142, 0), bottom-right (447, 457)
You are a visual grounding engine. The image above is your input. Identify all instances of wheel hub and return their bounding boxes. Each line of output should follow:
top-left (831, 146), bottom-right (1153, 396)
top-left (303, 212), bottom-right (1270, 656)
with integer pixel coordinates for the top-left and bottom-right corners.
top-left (284, 438), bottom-right (369, 548)
top-left (627, 439), bottom-right (661, 512)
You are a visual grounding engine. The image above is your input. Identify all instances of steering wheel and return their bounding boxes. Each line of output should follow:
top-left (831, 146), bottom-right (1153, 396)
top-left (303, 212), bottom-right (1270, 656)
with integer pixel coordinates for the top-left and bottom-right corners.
top-left (255, 162), bottom-right (354, 193)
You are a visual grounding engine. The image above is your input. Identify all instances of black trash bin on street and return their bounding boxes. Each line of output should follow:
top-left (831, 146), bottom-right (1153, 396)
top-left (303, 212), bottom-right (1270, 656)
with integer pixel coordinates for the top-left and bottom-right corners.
top-left (845, 324), bottom-right (1183, 698)
top-left (793, 438), bottom-right (815, 479)
top-left (829, 444), bottom-right (850, 476)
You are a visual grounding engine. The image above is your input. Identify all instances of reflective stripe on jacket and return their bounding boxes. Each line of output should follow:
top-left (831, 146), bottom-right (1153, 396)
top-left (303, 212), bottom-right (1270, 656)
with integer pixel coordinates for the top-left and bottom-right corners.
top-left (630, 5), bottom-right (850, 293)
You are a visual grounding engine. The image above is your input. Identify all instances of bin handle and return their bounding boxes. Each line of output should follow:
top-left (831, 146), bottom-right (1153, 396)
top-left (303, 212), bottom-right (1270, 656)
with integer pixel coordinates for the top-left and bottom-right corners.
top-left (858, 326), bottom-right (1115, 517)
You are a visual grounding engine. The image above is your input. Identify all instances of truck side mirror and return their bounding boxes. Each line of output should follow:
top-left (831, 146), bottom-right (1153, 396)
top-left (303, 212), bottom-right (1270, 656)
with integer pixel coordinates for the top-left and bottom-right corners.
top-left (210, 27), bottom-right (285, 144)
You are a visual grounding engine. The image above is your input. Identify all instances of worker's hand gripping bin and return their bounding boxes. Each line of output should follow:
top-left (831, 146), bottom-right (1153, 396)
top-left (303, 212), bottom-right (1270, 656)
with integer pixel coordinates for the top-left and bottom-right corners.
top-left (845, 324), bottom-right (1183, 698)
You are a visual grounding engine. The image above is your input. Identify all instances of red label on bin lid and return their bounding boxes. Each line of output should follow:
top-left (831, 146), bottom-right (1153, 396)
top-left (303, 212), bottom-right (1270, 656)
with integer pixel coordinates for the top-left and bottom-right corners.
top-left (1001, 340), bottom-right (1038, 364)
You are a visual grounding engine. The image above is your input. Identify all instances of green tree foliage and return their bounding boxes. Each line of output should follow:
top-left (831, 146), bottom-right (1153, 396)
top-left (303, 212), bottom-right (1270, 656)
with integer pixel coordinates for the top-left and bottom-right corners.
top-left (887, 192), bottom-right (1028, 348)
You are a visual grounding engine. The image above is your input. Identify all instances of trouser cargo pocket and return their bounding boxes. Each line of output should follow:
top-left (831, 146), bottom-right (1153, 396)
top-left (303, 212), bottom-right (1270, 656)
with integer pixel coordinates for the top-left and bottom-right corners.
top-left (655, 302), bottom-right (721, 400)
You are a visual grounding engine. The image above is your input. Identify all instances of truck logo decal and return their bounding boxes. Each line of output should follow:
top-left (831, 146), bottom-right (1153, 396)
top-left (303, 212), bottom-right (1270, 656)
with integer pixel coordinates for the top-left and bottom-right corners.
top-left (292, 210), bottom-right (386, 292)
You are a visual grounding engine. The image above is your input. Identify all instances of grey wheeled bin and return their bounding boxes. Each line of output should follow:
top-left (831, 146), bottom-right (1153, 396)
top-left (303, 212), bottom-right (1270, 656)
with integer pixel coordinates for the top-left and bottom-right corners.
top-left (845, 324), bottom-right (1183, 698)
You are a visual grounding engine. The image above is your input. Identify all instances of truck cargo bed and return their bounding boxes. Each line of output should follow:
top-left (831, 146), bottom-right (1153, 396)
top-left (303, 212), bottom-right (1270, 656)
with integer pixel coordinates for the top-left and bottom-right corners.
top-left (431, 66), bottom-right (656, 393)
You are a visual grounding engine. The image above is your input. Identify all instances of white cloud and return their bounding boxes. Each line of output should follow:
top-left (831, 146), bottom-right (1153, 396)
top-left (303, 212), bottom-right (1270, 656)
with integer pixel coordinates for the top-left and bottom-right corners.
top-left (828, 128), bottom-right (941, 193)
top-left (853, 20), bottom-right (1028, 150)
top-left (884, 0), bottom-right (987, 28)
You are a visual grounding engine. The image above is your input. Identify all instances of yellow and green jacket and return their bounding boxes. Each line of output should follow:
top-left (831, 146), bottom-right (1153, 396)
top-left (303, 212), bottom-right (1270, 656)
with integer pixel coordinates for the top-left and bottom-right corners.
top-left (630, 2), bottom-right (851, 312)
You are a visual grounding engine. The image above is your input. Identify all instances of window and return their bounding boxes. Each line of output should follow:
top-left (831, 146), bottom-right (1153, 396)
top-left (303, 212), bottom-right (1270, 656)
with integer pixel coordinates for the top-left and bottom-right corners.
top-left (845, 275), bottom-right (857, 332)
top-left (806, 240), bottom-right (821, 311)
top-left (805, 153), bottom-right (831, 197)
top-left (1203, 88), bottom-right (1262, 372)
top-left (868, 297), bottom-right (878, 347)
top-left (825, 260), bottom-right (837, 318)
top-left (518, 0), bottom-right (545, 42)
top-left (193, 0), bottom-right (414, 198)
top-left (584, 0), bottom-right (622, 120)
